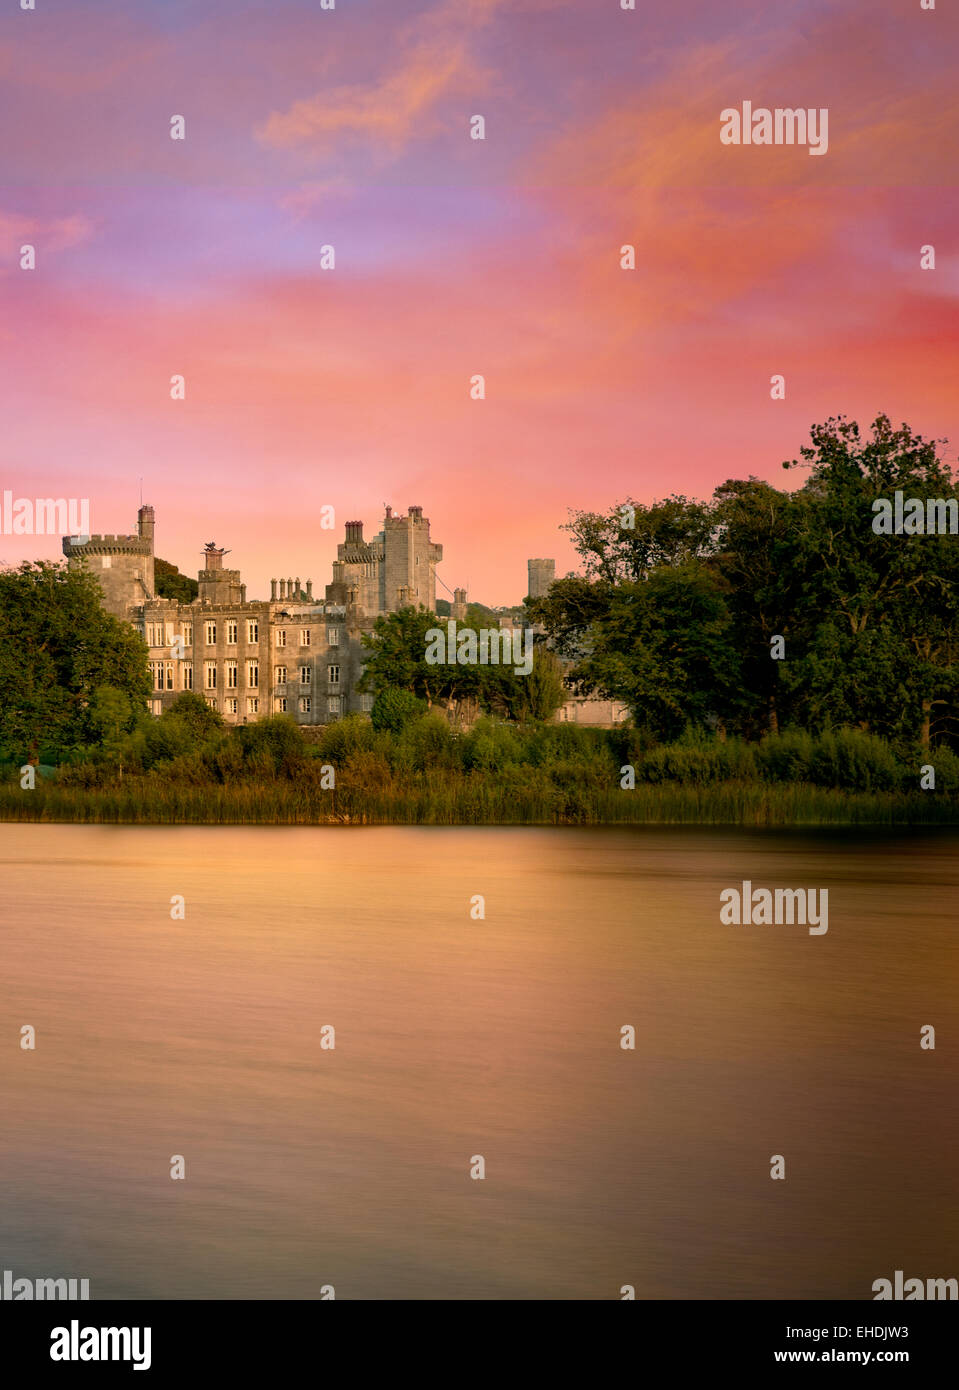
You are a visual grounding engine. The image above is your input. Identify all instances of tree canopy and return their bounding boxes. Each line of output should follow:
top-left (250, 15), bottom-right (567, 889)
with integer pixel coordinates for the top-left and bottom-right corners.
top-left (530, 416), bottom-right (959, 748)
top-left (358, 606), bottom-right (566, 724)
top-left (0, 560), bottom-right (151, 761)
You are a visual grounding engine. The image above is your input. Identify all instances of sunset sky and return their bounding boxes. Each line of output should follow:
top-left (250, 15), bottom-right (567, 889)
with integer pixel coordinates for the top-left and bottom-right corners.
top-left (2, 0), bottom-right (956, 605)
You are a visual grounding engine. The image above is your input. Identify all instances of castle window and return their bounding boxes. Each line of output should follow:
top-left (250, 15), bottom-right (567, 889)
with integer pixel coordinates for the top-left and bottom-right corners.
top-left (327, 696), bottom-right (341, 716)
top-left (299, 629), bottom-right (310, 647)
top-left (275, 666), bottom-right (287, 687)
top-left (246, 661), bottom-right (259, 688)
top-left (275, 697), bottom-right (287, 714)
top-left (206, 697), bottom-right (218, 710)
top-left (226, 621), bottom-right (238, 645)
top-left (327, 627), bottom-right (340, 646)
top-left (299, 665), bottom-right (311, 685)
top-left (328, 664), bottom-right (340, 685)
top-left (182, 624), bottom-right (193, 647)
top-left (299, 697), bottom-right (311, 714)
top-left (225, 660), bottom-right (238, 688)
top-left (247, 620), bottom-right (259, 644)
top-left (204, 662), bottom-right (217, 690)
top-left (183, 664), bottom-right (193, 691)
top-left (225, 698), bottom-right (238, 715)
top-left (102, 556), bottom-right (112, 569)
top-left (360, 694), bottom-right (374, 713)
top-left (151, 699), bottom-right (162, 716)
top-left (205, 621), bottom-right (216, 645)
top-left (165, 662), bottom-right (174, 691)
top-left (246, 698), bottom-right (259, 715)
top-left (276, 630), bottom-right (287, 648)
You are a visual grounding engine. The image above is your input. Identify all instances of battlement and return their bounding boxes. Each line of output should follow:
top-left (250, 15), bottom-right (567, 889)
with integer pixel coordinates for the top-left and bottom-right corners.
top-left (384, 504), bottom-right (429, 526)
top-left (191, 598), bottom-right (268, 613)
top-left (63, 533), bottom-right (150, 554)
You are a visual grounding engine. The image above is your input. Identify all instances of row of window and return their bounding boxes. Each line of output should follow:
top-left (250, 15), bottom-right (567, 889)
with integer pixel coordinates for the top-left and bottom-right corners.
top-left (145, 622), bottom-right (342, 649)
top-left (149, 662), bottom-right (343, 693)
top-left (149, 693), bottom-right (373, 718)
top-left (274, 665), bottom-right (339, 685)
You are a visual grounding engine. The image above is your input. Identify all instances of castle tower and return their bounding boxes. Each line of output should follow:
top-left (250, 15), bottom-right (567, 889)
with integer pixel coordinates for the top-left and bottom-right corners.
top-left (326, 518), bottom-right (380, 614)
top-left (326, 507), bottom-right (443, 615)
top-left (451, 587), bottom-right (468, 621)
top-left (382, 505), bottom-right (443, 613)
top-left (527, 558), bottom-right (555, 601)
top-left (198, 542), bottom-right (245, 605)
top-left (62, 506), bottom-right (156, 619)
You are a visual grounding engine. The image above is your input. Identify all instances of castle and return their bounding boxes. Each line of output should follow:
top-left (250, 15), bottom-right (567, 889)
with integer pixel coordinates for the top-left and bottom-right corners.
top-left (63, 504), bottom-right (443, 726)
top-left (63, 505), bottom-right (628, 729)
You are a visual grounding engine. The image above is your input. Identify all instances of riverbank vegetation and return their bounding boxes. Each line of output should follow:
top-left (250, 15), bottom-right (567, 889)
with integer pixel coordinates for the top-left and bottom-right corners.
top-left (2, 701), bottom-right (956, 825)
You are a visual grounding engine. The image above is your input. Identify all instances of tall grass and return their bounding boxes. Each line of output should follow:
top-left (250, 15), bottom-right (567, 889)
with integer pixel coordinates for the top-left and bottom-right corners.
top-left (0, 776), bottom-right (954, 827)
top-left (3, 718), bottom-right (957, 826)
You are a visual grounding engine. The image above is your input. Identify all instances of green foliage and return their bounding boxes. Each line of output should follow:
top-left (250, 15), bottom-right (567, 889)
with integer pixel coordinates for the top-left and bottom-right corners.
top-left (359, 606), bottom-right (472, 707)
top-left (360, 606), bottom-right (559, 722)
top-left (0, 560), bottom-right (150, 761)
top-left (497, 645), bottom-right (567, 723)
top-left (371, 686), bottom-right (427, 735)
top-left (8, 720), bottom-right (957, 825)
top-left (154, 557), bottom-right (198, 602)
top-left (165, 690), bottom-right (224, 739)
top-left (534, 416), bottom-right (959, 750)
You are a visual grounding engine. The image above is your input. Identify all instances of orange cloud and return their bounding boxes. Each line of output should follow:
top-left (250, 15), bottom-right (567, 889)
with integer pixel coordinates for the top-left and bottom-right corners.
top-left (256, 0), bottom-right (511, 157)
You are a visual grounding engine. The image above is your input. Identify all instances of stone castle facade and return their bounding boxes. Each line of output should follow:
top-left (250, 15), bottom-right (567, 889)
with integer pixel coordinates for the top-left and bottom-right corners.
top-left (63, 505), bottom-right (629, 729)
top-left (62, 503), bottom-right (443, 726)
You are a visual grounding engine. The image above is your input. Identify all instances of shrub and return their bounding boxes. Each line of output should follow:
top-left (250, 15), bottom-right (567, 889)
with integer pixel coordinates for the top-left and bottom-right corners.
top-left (371, 687), bottom-right (427, 735)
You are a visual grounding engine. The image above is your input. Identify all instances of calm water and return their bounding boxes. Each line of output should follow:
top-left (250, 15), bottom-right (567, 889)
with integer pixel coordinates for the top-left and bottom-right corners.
top-left (1, 823), bottom-right (957, 1300)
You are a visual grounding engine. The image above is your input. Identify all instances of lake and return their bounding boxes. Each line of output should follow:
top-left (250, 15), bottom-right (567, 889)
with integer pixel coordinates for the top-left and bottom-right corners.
top-left (1, 823), bottom-right (957, 1299)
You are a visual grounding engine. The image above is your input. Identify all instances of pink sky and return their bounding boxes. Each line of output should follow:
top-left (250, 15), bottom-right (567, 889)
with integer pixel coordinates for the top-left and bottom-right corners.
top-left (1, 0), bottom-right (957, 604)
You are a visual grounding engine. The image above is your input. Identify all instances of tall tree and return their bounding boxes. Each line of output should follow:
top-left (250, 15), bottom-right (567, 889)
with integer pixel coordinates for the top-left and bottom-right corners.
top-left (0, 561), bottom-right (150, 761)
top-left (783, 415), bottom-right (959, 746)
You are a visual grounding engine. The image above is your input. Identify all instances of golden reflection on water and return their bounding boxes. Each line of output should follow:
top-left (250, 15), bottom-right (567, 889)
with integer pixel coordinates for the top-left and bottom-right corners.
top-left (1, 824), bottom-right (957, 1299)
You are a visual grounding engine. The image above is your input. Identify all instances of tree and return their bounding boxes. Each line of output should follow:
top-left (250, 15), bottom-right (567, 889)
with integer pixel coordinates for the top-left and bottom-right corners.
top-left (533, 418), bottom-right (959, 749)
top-left (782, 415), bottom-right (959, 747)
top-left (87, 685), bottom-right (141, 778)
top-left (562, 494), bottom-right (715, 585)
top-left (358, 606), bottom-right (483, 709)
top-left (710, 477), bottom-right (805, 735)
top-left (154, 557), bottom-right (198, 602)
top-left (571, 565), bottom-right (740, 737)
top-left (0, 560), bottom-right (150, 761)
top-left (371, 687), bottom-right (427, 735)
top-left (485, 645), bottom-right (568, 723)
top-left (165, 690), bottom-right (224, 739)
